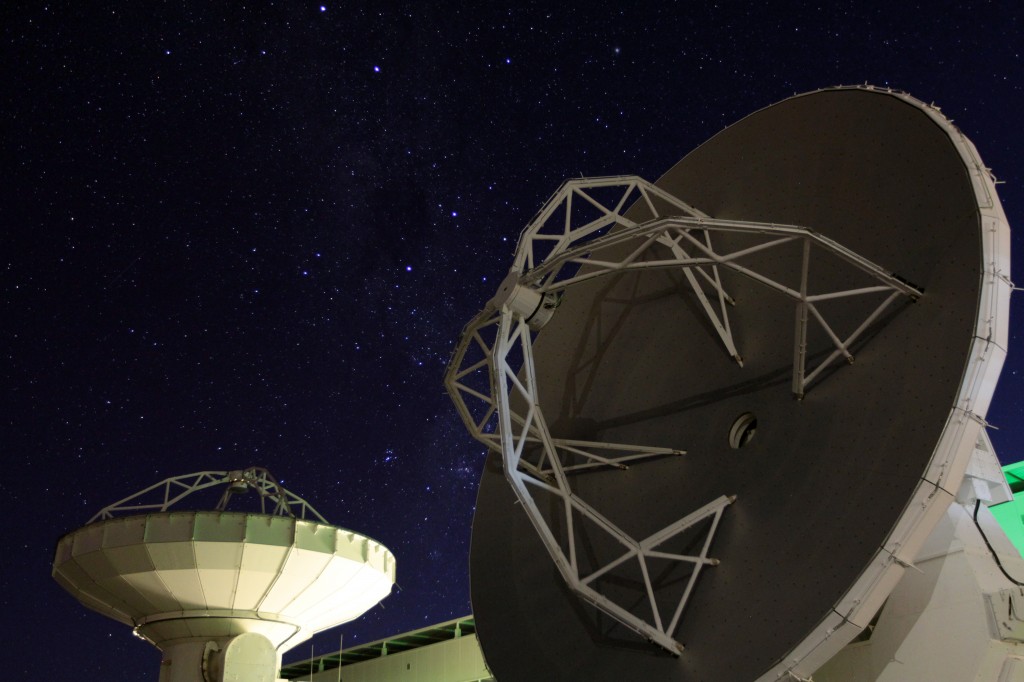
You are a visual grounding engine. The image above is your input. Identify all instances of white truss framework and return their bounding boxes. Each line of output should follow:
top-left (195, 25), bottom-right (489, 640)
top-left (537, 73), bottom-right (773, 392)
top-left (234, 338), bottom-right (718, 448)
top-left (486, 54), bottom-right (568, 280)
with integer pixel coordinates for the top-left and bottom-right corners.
top-left (446, 176), bottom-right (922, 653)
top-left (88, 466), bottom-right (329, 524)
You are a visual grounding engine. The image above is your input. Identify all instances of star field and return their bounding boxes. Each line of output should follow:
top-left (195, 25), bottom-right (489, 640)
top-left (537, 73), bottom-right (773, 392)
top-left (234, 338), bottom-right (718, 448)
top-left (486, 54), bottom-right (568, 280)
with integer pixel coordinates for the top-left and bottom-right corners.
top-left (3, 2), bottom-right (1023, 677)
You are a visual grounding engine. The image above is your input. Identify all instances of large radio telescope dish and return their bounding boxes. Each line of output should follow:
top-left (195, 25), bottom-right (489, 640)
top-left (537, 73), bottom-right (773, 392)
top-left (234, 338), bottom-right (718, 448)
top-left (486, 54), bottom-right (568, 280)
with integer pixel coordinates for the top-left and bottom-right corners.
top-left (446, 86), bottom-right (1010, 680)
top-left (53, 467), bottom-right (396, 682)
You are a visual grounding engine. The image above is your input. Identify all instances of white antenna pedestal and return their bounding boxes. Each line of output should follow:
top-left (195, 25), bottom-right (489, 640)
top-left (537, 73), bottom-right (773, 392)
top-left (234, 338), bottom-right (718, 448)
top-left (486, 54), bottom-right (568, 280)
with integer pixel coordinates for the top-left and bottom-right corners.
top-left (157, 633), bottom-right (278, 682)
top-left (816, 432), bottom-right (1024, 682)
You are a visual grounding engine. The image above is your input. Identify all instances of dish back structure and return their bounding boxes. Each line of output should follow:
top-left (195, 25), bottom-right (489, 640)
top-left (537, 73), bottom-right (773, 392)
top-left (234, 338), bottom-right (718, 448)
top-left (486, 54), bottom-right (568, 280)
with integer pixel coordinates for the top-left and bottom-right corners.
top-left (53, 467), bottom-right (395, 682)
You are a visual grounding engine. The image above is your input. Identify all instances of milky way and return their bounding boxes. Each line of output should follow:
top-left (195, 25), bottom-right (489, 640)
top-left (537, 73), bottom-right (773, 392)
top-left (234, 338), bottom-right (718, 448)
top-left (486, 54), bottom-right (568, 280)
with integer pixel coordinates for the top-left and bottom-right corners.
top-left (4, 3), bottom-right (1022, 677)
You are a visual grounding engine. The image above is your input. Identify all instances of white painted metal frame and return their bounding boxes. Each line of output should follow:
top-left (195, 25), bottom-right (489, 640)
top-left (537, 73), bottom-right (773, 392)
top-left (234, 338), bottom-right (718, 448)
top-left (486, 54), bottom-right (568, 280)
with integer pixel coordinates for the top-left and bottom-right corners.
top-left (447, 175), bottom-right (921, 654)
top-left (88, 466), bottom-right (329, 524)
top-left (507, 176), bottom-right (921, 397)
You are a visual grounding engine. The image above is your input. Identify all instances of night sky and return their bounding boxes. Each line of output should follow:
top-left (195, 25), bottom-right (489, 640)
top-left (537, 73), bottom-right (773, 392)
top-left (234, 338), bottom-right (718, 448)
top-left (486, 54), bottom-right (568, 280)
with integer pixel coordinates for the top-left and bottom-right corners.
top-left (4, 2), bottom-right (1023, 678)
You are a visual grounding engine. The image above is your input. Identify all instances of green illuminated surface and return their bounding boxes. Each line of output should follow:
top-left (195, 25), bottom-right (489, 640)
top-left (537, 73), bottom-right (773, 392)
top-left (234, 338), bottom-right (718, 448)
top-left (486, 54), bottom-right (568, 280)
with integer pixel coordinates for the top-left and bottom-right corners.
top-left (279, 616), bottom-right (478, 679)
top-left (992, 460), bottom-right (1024, 558)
